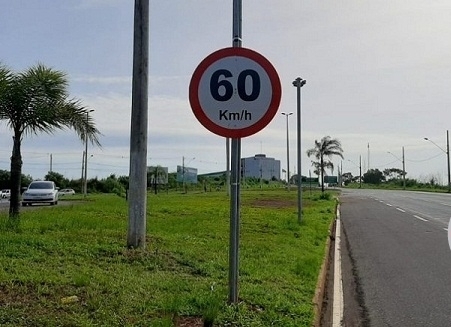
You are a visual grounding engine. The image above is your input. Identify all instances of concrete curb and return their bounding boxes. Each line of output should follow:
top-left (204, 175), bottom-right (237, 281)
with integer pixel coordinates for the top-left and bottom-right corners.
top-left (332, 204), bottom-right (343, 326)
top-left (312, 202), bottom-right (338, 327)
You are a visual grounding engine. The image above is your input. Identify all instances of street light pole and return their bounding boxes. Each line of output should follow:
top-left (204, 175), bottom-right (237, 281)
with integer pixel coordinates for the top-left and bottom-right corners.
top-left (84, 110), bottom-right (94, 197)
top-left (293, 77), bottom-right (306, 223)
top-left (424, 130), bottom-right (451, 193)
top-left (281, 112), bottom-right (293, 191)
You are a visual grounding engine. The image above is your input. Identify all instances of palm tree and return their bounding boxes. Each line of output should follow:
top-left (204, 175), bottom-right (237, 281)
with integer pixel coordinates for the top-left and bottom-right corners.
top-left (306, 136), bottom-right (344, 193)
top-left (0, 63), bottom-right (101, 218)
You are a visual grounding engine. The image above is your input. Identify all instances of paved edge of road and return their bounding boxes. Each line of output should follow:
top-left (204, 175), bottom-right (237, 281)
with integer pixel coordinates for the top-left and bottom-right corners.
top-left (332, 205), bottom-right (344, 326)
top-left (312, 202), bottom-right (338, 327)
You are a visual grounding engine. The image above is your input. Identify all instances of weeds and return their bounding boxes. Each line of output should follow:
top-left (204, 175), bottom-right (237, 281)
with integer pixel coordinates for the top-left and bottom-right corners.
top-left (0, 189), bottom-right (337, 326)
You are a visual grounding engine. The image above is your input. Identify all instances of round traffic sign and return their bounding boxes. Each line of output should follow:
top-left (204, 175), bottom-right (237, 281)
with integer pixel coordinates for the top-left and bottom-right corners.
top-left (189, 47), bottom-right (281, 138)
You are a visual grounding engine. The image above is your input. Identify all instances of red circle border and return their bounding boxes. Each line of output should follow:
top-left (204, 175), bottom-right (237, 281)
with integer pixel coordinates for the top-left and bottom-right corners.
top-left (189, 47), bottom-right (282, 138)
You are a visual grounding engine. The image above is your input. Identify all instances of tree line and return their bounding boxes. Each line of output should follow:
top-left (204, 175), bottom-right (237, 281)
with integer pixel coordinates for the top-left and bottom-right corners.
top-left (342, 168), bottom-right (447, 190)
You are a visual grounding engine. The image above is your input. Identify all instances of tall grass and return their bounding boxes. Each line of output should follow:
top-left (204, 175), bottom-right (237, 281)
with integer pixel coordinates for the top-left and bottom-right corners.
top-left (0, 189), bottom-right (336, 326)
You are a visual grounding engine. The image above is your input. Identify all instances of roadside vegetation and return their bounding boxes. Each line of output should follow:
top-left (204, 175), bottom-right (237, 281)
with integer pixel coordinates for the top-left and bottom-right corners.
top-left (0, 188), bottom-right (337, 326)
top-left (343, 168), bottom-right (450, 192)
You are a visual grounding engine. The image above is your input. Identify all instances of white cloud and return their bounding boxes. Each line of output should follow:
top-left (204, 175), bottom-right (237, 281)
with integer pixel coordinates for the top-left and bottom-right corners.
top-left (1, 0), bottom-right (450, 182)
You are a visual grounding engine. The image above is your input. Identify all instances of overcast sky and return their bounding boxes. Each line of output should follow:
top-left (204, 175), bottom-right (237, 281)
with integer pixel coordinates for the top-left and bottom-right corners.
top-left (1, 0), bottom-right (450, 183)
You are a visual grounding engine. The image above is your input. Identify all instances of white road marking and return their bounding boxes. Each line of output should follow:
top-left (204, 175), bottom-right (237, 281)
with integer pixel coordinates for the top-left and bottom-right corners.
top-left (386, 203), bottom-right (393, 207)
top-left (396, 208), bottom-right (405, 213)
top-left (333, 205), bottom-right (343, 327)
top-left (413, 215), bottom-right (428, 222)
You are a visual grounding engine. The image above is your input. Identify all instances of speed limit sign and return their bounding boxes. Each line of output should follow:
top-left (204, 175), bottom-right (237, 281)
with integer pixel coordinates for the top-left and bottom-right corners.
top-left (189, 47), bottom-right (282, 138)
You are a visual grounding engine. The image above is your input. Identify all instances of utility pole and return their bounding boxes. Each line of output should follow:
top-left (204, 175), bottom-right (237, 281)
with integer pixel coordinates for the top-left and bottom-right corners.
top-left (359, 155), bottom-right (362, 189)
top-left (84, 110), bottom-right (94, 197)
top-left (402, 146), bottom-right (406, 190)
top-left (447, 130), bottom-right (450, 193)
top-left (81, 151), bottom-right (85, 190)
top-left (281, 112), bottom-right (293, 191)
top-left (127, 0), bottom-right (149, 249)
top-left (424, 130), bottom-right (450, 193)
top-left (388, 148), bottom-right (406, 190)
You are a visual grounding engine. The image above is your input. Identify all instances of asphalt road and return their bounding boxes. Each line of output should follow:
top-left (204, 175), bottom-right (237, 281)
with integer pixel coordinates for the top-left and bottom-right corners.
top-left (340, 189), bottom-right (451, 326)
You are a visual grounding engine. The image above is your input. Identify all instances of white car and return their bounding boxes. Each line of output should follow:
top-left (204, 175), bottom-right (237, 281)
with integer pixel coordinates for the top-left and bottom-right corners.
top-left (59, 188), bottom-right (75, 196)
top-left (1, 189), bottom-right (11, 199)
top-left (22, 181), bottom-right (59, 206)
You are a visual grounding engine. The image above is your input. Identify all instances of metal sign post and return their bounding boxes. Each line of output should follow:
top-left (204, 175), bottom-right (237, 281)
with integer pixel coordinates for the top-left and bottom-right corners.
top-left (229, 0), bottom-right (242, 304)
top-left (188, 0), bottom-right (281, 304)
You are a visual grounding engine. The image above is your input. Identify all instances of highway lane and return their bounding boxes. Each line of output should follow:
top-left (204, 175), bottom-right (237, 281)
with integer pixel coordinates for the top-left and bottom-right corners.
top-left (340, 189), bottom-right (451, 326)
top-left (349, 189), bottom-right (451, 226)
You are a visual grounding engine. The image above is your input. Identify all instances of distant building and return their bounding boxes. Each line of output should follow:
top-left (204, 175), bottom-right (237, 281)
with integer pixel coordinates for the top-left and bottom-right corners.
top-left (176, 165), bottom-right (198, 184)
top-left (241, 154), bottom-right (281, 180)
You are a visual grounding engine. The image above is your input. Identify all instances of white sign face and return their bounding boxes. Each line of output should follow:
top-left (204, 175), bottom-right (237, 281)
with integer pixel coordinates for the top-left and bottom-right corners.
top-left (189, 47), bottom-right (281, 138)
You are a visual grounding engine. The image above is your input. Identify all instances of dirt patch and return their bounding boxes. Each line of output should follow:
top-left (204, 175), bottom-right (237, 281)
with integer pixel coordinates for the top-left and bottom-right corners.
top-left (175, 316), bottom-right (204, 327)
top-left (249, 198), bottom-right (296, 208)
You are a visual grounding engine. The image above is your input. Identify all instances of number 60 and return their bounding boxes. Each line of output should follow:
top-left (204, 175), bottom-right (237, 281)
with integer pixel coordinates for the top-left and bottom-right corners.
top-left (210, 69), bottom-right (261, 102)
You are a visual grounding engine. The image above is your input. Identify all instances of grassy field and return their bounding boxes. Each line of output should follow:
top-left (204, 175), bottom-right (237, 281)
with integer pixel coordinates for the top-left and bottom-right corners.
top-left (0, 188), bottom-right (337, 327)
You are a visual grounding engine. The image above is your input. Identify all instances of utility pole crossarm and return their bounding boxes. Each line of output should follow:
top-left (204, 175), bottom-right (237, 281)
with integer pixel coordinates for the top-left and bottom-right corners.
top-left (424, 131), bottom-right (451, 193)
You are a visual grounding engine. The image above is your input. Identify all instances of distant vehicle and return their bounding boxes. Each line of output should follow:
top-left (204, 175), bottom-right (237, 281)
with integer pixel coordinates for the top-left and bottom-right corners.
top-left (22, 181), bottom-right (59, 206)
top-left (59, 188), bottom-right (75, 196)
top-left (1, 189), bottom-right (11, 199)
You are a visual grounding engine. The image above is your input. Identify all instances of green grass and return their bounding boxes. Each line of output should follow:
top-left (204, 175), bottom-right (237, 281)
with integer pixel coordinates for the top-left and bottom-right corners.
top-left (0, 189), bottom-right (337, 326)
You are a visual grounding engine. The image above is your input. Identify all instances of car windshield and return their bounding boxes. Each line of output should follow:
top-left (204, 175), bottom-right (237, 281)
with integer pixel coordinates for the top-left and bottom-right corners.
top-left (29, 182), bottom-right (53, 190)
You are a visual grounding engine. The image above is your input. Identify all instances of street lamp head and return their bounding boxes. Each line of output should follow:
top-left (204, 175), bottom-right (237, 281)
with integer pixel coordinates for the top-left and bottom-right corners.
top-left (292, 77), bottom-right (306, 88)
top-left (281, 112), bottom-right (293, 116)
top-left (424, 137), bottom-right (429, 140)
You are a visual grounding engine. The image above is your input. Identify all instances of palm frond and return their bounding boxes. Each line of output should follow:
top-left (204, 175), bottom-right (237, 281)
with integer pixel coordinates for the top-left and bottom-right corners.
top-left (0, 64), bottom-right (101, 146)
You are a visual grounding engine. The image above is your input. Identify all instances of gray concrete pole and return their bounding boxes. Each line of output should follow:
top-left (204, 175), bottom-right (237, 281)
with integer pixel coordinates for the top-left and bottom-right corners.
top-left (424, 132), bottom-right (451, 192)
top-left (127, 0), bottom-right (149, 249)
top-left (84, 117), bottom-right (88, 197)
top-left (281, 112), bottom-right (292, 190)
top-left (81, 151), bottom-right (85, 190)
top-left (287, 114), bottom-right (290, 190)
top-left (84, 110), bottom-right (93, 197)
